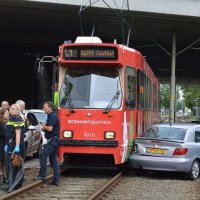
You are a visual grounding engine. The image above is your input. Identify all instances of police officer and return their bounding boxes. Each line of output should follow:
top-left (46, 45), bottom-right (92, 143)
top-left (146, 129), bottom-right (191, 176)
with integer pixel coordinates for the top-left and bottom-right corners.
top-left (4, 103), bottom-right (25, 191)
top-left (34, 101), bottom-right (60, 186)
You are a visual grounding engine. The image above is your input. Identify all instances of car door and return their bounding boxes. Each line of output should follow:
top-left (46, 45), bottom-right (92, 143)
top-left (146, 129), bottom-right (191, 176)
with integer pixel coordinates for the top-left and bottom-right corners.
top-left (27, 113), bottom-right (41, 153)
top-left (194, 127), bottom-right (200, 158)
top-left (26, 113), bottom-right (34, 154)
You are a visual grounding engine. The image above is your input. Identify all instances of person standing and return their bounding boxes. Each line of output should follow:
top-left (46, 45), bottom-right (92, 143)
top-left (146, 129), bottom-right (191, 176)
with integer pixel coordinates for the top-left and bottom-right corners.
top-left (0, 108), bottom-right (9, 184)
top-left (0, 101), bottom-right (10, 110)
top-left (4, 104), bottom-right (25, 192)
top-left (15, 100), bottom-right (26, 115)
top-left (16, 100), bottom-right (29, 137)
top-left (34, 101), bottom-right (60, 186)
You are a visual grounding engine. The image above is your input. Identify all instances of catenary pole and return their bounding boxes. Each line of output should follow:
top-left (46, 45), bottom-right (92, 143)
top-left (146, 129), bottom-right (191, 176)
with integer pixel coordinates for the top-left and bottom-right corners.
top-left (170, 32), bottom-right (176, 124)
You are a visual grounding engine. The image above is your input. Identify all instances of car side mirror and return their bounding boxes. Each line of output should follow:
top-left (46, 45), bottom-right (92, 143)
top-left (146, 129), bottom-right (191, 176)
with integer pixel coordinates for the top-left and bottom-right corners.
top-left (28, 125), bottom-right (36, 130)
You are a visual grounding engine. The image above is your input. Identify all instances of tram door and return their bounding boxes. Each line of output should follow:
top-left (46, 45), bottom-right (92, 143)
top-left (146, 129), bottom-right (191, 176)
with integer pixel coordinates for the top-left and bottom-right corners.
top-left (36, 56), bottom-right (58, 109)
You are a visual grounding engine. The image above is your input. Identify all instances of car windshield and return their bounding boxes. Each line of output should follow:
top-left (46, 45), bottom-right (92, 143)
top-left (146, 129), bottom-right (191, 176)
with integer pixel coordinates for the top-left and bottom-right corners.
top-left (143, 126), bottom-right (187, 140)
top-left (33, 112), bottom-right (47, 124)
top-left (59, 68), bottom-right (122, 109)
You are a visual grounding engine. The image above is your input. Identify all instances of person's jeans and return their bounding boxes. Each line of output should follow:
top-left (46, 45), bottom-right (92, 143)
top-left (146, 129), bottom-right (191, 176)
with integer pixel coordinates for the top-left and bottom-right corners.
top-left (39, 136), bottom-right (60, 182)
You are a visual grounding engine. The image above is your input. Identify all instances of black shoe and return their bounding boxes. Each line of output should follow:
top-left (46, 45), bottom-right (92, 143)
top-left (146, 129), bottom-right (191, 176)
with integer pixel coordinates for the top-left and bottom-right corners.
top-left (2, 177), bottom-right (8, 184)
top-left (49, 181), bottom-right (59, 186)
top-left (15, 184), bottom-right (22, 190)
top-left (33, 176), bottom-right (45, 181)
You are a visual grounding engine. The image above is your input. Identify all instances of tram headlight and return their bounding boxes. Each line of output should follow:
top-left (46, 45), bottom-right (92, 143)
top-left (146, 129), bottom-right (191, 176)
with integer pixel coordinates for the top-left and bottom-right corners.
top-left (63, 130), bottom-right (73, 138)
top-left (104, 131), bottom-right (115, 139)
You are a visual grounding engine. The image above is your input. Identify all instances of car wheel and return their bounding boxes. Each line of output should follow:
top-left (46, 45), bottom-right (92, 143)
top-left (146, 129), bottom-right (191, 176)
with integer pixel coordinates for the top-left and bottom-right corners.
top-left (33, 142), bottom-right (42, 158)
top-left (187, 159), bottom-right (200, 180)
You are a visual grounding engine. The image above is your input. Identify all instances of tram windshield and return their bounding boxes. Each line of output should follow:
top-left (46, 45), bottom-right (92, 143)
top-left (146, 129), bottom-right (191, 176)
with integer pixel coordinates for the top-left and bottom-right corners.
top-left (59, 68), bottom-right (122, 109)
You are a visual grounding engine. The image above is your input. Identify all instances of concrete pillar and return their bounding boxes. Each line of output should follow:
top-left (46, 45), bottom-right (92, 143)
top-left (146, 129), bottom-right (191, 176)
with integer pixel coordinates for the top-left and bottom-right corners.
top-left (170, 32), bottom-right (176, 124)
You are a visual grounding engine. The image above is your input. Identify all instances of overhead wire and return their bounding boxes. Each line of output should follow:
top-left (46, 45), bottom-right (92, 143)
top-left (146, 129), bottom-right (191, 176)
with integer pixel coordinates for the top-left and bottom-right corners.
top-left (102, 0), bottom-right (130, 28)
top-left (89, 0), bottom-right (96, 36)
top-left (78, 0), bottom-right (132, 45)
top-left (79, 5), bottom-right (84, 36)
top-left (101, 0), bottom-right (131, 45)
top-left (78, 0), bottom-right (101, 36)
top-left (126, 0), bottom-right (131, 46)
top-left (121, 0), bottom-right (126, 45)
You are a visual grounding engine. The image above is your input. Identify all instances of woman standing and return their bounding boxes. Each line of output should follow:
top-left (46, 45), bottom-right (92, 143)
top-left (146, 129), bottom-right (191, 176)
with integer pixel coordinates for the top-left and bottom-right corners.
top-left (4, 104), bottom-right (25, 192)
top-left (0, 108), bottom-right (9, 183)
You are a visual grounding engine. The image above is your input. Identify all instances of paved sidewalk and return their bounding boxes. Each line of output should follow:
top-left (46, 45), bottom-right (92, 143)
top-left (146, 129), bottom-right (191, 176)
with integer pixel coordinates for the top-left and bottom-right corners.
top-left (24, 157), bottom-right (50, 169)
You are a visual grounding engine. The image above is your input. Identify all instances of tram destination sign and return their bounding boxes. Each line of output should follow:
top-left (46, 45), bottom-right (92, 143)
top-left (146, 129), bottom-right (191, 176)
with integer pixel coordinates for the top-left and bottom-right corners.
top-left (63, 46), bottom-right (118, 60)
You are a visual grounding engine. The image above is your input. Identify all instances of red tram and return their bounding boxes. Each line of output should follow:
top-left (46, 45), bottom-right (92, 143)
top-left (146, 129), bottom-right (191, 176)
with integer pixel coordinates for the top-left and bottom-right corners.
top-left (57, 37), bottom-right (160, 166)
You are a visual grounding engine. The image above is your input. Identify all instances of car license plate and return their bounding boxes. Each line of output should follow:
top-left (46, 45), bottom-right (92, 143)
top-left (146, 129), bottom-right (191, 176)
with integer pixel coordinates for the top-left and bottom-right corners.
top-left (147, 147), bottom-right (166, 154)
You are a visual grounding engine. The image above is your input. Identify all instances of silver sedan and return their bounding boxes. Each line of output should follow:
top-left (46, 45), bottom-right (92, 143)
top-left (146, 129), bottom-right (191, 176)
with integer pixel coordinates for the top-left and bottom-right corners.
top-left (129, 123), bottom-right (200, 180)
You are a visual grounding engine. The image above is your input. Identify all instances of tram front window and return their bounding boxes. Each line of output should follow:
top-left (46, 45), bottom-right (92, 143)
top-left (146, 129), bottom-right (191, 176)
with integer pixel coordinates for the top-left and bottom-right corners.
top-left (59, 68), bottom-right (122, 109)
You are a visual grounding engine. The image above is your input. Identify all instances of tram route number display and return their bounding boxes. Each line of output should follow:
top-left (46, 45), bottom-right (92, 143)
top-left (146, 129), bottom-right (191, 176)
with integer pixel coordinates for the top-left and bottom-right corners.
top-left (63, 46), bottom-right (118, 60)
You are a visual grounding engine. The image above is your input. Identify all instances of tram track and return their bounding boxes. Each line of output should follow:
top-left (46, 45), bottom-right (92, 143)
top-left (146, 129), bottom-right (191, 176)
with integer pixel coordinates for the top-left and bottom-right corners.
top-left (0, 166), bottom-right (67, 200)
top-left (88, 170), bottom-right (123, 200)
top-left (0, 168), bottom-right (124, 200)
top-left (0, 173), bottom-right (54, 200)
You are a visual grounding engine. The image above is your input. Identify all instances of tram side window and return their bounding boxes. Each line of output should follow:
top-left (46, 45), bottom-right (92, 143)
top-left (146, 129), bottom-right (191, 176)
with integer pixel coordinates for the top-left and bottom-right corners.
top-left (153, 84), bottom-right (157, 110)
top-left (146, 77), bottom-right (151, 110)
top-left (144, 74), bottom-right (147, 109)
top-left (125, 67), bottom-right (136, 109)
top-left (138, 70), bottom-right (145, 109)
top-left (138, 70), bottom-right (152, 110)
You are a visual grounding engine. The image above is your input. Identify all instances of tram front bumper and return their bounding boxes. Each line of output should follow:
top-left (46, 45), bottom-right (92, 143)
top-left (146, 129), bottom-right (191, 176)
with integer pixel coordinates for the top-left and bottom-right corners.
top-left (58, 140), bottom-right (131, 165)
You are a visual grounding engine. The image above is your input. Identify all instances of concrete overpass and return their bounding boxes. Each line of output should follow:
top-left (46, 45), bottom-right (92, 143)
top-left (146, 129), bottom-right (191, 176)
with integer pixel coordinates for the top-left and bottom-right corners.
top-left (1, 0), bottom-right (200, 81)
top-left (0, 0), bottom-right (200, 117)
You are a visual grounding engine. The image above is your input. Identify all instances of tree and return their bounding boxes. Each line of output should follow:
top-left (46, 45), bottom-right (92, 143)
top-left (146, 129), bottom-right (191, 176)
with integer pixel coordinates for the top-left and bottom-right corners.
top-left (160, 84), bottom-right (182, 113)
top-left (182, 84), bottom-right (200, 111)
top-left (160, 84), bottom-right (170, 111)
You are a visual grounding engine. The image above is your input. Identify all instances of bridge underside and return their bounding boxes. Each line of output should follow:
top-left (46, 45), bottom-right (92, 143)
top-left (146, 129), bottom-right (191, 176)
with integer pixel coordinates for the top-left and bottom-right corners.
top-left (0, 0), bottom-right (200, 106)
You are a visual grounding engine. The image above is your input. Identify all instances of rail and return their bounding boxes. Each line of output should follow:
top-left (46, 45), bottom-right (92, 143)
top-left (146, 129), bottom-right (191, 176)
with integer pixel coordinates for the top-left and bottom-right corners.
top-left (0, 167), bottom-right (66, 200)
top-left (88, 170), bottom-right (124, 200)
top-left (0, 168), bottom-right (123, 200)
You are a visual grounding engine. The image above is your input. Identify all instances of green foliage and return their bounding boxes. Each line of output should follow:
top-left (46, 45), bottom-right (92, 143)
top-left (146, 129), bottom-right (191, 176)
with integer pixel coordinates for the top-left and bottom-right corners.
top-left (176, 101), bottom-right (182, 111)
top-left (160, 84), bottom-right (170, 109)
top-left (182, 84), bottom-right (200, 110)
top-left (160, 84), bottom-right (182, 112)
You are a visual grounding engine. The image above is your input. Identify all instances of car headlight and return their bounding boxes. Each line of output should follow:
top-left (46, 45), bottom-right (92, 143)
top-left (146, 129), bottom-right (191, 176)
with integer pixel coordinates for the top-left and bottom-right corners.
top-left (63, 130), bottom-right (73, 138)
top-left (104, 131), bottom-right (115, 139)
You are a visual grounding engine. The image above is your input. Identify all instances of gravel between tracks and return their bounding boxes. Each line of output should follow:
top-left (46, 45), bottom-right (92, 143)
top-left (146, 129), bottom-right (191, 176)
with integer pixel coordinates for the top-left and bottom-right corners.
top-left (14, 168), bottom-right (118, 200)
top-left (0, 167), bottom-right (52, 196)
top-left (2, 165), bottom-right (200, 200)
top-left (102, 170), bottom-right (200, 200)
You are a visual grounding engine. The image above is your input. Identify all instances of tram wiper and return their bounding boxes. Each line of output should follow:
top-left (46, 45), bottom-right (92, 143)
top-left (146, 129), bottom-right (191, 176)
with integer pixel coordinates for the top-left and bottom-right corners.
top-left (67, 95), bottom-right (75, 113)
top-left (103, 91), bottom-right (121, 114)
